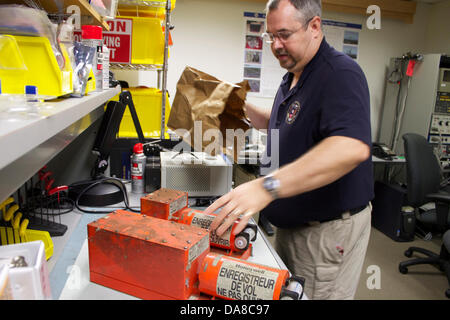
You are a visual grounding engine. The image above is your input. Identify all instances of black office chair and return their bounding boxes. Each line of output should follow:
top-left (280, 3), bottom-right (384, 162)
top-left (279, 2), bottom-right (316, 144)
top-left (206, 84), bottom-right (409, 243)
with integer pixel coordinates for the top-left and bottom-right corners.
top-left (397, 133), bottom-right (450, 298)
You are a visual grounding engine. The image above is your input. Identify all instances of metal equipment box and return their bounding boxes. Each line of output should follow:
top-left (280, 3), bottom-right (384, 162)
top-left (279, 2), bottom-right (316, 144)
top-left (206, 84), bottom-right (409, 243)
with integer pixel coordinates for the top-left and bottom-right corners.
top-left (140, 188), bottom-right (188, 220)
top-left (87, 210), bottom-right (210, 300)
top-left (160, 151), bottom-right (233, 197)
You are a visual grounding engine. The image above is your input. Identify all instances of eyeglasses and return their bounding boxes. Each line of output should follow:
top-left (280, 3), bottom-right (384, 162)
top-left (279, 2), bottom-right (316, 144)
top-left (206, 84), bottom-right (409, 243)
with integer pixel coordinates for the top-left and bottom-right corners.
top-left (261, 17), bottom-right (314, 44)
top-left (261, 29), bottom-right (300, 44)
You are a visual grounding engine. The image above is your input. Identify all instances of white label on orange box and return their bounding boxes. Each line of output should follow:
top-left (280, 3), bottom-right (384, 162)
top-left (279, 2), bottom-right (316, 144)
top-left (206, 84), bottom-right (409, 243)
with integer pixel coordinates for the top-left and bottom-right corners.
top-left (169, 195), bottom-right (187, 219)
top-left (188, 235), bottom-right (209, 265)
top-left (215, 260), bottom-right (279, 300)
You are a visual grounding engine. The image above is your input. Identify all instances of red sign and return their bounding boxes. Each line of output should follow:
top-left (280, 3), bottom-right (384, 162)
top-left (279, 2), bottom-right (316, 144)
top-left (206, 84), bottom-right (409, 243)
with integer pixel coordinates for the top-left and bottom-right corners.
top-left (74, 18), bottom-right (132, 64)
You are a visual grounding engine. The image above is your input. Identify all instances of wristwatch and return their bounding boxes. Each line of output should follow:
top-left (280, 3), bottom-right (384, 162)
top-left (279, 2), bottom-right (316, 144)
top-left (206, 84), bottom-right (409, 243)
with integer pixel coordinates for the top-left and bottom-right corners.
top-left (262, 174), bottom-right (281, 200)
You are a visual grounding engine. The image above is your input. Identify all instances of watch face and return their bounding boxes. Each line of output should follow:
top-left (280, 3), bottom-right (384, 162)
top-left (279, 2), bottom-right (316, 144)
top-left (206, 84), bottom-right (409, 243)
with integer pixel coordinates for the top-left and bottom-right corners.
top-left (263, 176), bottom-right (279, 199)
top-left (264, 176), bottom-right (276, 191)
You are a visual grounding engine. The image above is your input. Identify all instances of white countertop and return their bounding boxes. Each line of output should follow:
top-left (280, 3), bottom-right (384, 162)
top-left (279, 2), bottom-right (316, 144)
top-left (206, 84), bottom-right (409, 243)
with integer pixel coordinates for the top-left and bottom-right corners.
top-left (48, 190), bottom-right (301, 301)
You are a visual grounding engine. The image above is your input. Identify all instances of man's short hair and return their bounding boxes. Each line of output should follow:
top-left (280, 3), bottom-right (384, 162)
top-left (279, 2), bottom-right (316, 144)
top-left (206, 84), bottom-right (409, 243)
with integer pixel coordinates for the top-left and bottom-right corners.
top-left (266, 0), bottom-right (322, 25)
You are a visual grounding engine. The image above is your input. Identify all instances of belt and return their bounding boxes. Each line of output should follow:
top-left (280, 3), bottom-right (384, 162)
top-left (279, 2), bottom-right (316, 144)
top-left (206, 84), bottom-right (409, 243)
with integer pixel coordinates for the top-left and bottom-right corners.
top-left (306, 204), bottom-right (368, 226)
top-left (349, 204), bottom-right (367, 215)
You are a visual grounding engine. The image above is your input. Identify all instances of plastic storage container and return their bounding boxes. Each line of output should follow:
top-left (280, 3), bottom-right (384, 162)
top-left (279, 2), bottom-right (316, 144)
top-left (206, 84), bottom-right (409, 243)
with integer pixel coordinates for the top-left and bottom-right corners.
top-left (0, 223), bottom-right (54, 261)
top-left (0, 35), bottom-right (27, 91)
top-left (113, 87), bottom-right (171, 139)
top-left (0, 265), bottom-right (13, 299)
top-left (0, 35), bottom-right (72, 99)
top-left (123, 16), bottom-right (166, 65)
top-left (0, 241), bottom-right (52, 300)
top-left (117, 0), bottom-right (176, 20)
top-left (104, 16), bottom-right (166, 66)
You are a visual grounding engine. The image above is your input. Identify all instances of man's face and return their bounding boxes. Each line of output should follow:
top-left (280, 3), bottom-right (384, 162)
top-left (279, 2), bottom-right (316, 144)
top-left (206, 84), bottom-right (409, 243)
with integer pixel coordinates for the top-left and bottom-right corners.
top-left (266, 1), bottom-right (314, 74)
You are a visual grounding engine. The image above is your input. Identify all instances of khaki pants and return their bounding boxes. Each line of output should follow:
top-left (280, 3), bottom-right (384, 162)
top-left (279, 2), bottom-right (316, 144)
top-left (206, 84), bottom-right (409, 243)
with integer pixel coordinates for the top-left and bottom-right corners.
top-left (275, 204), bottom-right (372, 300)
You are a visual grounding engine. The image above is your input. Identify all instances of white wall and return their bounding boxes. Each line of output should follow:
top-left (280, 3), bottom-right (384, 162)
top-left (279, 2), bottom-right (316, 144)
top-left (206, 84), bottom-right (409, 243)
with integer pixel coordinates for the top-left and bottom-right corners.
top-left (321, 2), bottom-right (432, 137)
top-left (167, 0), bottom-right (273, 110)
top-left (425, 0), bottom-right (450, 55)
top-left (117, 0), bottom-right (449, 139)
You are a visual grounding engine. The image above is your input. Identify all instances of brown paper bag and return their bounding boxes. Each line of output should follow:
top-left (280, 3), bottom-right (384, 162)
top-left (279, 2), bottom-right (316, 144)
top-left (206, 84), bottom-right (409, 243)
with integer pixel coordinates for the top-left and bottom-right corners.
top-left (167, 66), bottom-right (251, 162)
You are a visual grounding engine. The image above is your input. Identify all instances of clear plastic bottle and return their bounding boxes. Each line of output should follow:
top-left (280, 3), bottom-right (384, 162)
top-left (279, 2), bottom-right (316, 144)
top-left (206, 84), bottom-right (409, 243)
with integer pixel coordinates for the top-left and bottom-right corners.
top-left (24, 85), bottom-right (40, 115)
top-left (0, 84), bottom-right (41, 120)
top-left (81, 25), bottom-right (103, 92)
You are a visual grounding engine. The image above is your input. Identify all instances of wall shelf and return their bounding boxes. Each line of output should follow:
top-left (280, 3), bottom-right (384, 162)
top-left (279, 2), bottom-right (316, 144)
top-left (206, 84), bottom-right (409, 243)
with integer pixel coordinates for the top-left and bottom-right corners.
top-left (110, 63), bottom-right (163, 71)
top-left (244, 0), bottom-right (418, 24)
top-left (0, 87), bottom-right (121, 203)
top-left (114, 0), bottom-right (173, 139)
top-left (322, 0), bottom-right (417, 24)
top-left (0, 0), bottom-right (111, 30)
top-left (118, 0), bottom-right (167, 7)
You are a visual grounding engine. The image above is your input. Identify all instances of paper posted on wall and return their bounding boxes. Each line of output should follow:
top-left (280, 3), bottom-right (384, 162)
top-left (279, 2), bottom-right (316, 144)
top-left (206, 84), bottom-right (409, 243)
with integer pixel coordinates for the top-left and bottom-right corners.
top-left (243, 12), bottom-right (286, 98)
top-left (322, 20), bottom-right (362, 61)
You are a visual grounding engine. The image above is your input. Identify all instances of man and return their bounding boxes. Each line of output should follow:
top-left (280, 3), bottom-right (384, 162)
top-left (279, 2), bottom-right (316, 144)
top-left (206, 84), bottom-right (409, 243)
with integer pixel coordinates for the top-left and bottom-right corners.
top-left (204, 0), bottom-right (374, 300)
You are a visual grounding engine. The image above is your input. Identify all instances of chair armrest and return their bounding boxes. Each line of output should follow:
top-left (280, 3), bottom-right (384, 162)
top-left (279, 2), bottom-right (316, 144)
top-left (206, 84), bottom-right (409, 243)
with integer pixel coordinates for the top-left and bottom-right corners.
top-left (426, 192), bottom-right (450, 204)
top-left (426, 192), bottom-right (450, 231)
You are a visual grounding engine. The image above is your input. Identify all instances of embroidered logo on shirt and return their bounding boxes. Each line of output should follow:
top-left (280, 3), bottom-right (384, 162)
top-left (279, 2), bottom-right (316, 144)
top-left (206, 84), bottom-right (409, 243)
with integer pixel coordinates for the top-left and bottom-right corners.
top-left (285, 101), bottom-right (301, 124)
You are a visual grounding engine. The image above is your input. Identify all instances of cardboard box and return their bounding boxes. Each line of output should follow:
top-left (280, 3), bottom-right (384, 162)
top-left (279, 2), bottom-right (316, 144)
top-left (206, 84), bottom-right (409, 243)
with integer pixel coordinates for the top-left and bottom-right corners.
top-left (87, 210), bottom-right (209, 300)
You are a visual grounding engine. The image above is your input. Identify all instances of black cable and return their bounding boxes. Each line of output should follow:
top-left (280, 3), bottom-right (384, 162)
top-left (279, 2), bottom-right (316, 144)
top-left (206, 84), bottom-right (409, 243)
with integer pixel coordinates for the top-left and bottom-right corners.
top-left (72, 177), bottom-right (141, 214)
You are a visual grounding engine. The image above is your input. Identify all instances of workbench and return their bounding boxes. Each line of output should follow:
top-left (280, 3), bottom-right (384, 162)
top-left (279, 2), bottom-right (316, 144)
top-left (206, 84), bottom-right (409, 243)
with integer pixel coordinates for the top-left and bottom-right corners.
top-left (0, 86), bottom-right (304, 300)
top-left (47, 186), bottom-right (300, 300)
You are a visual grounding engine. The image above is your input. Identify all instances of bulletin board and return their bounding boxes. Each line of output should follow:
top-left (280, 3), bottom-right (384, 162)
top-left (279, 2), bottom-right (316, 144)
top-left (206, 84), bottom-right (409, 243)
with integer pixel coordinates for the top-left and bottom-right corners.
top-left (243, 12), bottom-right (285, 98)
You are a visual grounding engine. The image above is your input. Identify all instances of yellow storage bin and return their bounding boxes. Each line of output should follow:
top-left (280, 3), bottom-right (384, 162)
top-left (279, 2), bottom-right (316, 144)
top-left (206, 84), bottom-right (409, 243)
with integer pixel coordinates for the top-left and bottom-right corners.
top-left (114, 87), bottom-right (171, 139)
top-left (1, 198), bottom-right (53, 261)
top-left (0, 35), bottom-right (72, 99)
top-left (0, 226), bottom-right (54, 261)
top-left (116, 16), bottom-right (166, 65)
top-left (23, 229), bottom-right (54, 261)
top-left (0, 35), bottom-right (27, 88)
top-left (117, 0), bottom-right (176, 19)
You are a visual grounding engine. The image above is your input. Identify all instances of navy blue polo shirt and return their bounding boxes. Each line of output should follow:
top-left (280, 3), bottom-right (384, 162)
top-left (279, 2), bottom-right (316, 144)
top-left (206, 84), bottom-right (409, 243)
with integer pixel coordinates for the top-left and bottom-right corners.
top-left (261, 38), bottom-right (374, 228)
